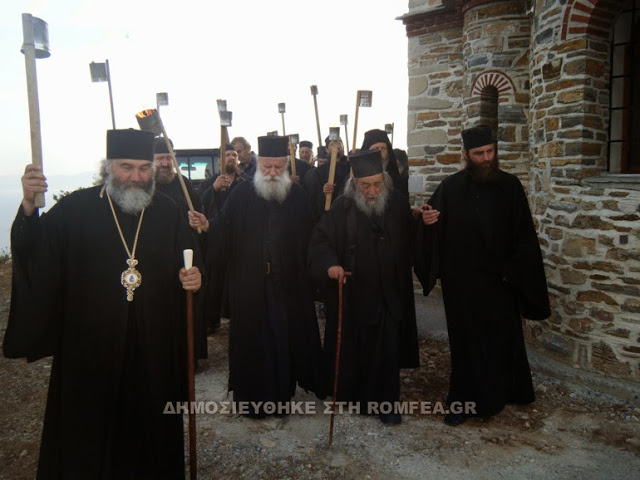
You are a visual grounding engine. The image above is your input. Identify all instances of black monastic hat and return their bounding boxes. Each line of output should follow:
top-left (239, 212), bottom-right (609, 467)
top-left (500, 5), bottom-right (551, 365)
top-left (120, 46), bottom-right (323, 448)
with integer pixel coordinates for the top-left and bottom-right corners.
top-left (107, 129), bottom-right (155, 160)
top-left (258, 135), bottom-right (289, 157)
top-left (349, 149), bottom-right (383, 178)
top-left (225, 143), bottom-right (236, 151)
top-left (153, 136), bottom-right (174, 154)
top-left (461, 125), bottom-right (494, 150)
top-left (317, 146), bottom-right (329, 159)
top-left (299, 140), bottom-right (313, 149)
top-left (360, 129), bottom-right (390, 150)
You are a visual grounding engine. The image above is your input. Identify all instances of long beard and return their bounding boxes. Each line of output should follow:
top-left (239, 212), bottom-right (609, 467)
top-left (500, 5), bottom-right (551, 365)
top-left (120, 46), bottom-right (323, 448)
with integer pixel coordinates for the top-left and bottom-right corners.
top-left (465, 157), bottom-right (500, 183)
top-left (344, 177), bottom-right (390, 217)
top-left (253, 168), bottom-right (292, 203)
top-left (106, 175), bottom-right (155, 215)
top-left (155, 167), bottom-right (175, 185)
top-left (225, 162), bottom-right (238, 174)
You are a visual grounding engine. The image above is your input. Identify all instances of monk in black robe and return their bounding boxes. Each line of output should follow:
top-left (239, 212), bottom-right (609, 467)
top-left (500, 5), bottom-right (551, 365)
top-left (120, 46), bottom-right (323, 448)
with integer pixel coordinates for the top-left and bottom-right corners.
top-left (416, 125), bottom-right (550, 426)
top-left (309, 149), bottom-right (419, 424)
top-left (189, 135), bottom-right (325, 418)
top-left (4, 129), bottom-right (203, 479)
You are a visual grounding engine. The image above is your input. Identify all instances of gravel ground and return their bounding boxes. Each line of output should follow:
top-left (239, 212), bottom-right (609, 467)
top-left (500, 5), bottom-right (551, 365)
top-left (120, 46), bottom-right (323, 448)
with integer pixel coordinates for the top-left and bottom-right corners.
top-left (1, 258), bottom-right (639, 479)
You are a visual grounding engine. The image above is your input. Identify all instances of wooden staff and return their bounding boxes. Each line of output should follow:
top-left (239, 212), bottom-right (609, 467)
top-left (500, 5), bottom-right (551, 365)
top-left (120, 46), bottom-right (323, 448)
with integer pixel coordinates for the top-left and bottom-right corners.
top-left (324, 128), bottom-right (340, 211)
top-left (183, 249), bottom-right (197, 480)
top-left (219, 125), bottom-right (229, 190)
top-left (329, 271), bottom-right (352, 446)
top-left (289, 133), bottom-right (298, 179)
top-left (136, 109), bottom-right (201, 233)
top-left (310, 85), bottom-right (322, 147)
top-left (21, 14), bottom-right (50, 209)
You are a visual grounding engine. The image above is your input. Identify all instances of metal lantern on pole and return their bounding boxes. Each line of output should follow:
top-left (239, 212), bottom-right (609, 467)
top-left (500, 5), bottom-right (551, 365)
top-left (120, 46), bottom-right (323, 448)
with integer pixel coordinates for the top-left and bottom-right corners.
top-left (21, 13), bottom-right (51, 209)
top-left (278, 102), bottom-right (286, 135)
top-left (353, 90), bottom-right (372, 152)
top-left (340, 114), bottom-right (350, 153)
top-left (90, 60), bottom-right (116, 129)
top-left (156, 92), bottom-right (169, 111)
top-left (310, 85), bottom-right (322, 147)
top-left (385, 123), bottom-right (395, 147)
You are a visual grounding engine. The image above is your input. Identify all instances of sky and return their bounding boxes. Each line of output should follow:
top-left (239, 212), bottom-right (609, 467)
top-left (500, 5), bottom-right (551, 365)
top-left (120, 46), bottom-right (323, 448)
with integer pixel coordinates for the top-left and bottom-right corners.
top-left (0, 0), bottom-right (410, 177)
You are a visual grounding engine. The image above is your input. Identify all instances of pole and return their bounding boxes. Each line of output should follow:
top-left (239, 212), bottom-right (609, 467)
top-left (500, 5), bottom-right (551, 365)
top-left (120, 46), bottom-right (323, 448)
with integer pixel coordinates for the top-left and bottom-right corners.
top-left (324, 142), bottom-right (339, 211)
top-left (311, 86), bottom-right (322, 147)
top-left (281, 112), bottom-right (286, 136)
top-left (343, 125), bottom-right (350, 154)
top-left (106, 59), bottom-right (116, 129)
top-left (183, 249), bottom-right (197, 480)
top-left (219, 125), bottom-right (228, 190)
top-left (352, 94), bottom-right (361, 154)
top-left (22, 14), bottom-right (45, 209)
top-left (289, 137), bottom-right (297, 179)
top-left (329, 271), bottom-right (351, 446)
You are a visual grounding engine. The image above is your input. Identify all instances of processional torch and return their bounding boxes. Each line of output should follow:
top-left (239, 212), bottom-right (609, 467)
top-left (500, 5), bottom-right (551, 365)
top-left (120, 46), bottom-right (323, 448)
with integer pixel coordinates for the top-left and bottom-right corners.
top-left (21, 13), bottom-right (51, 209)
top-left (324, 127), bottom-right (341, 211)
top-left (135, 108), bottom-right (201, 233)
top-left (352, 90), bottom-right (372, 152)
top-left (217, 99), bottom-right (233, 190)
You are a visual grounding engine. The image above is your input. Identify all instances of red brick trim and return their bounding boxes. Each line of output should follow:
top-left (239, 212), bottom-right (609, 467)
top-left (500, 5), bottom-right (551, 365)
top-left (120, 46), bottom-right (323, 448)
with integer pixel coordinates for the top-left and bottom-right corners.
top-left (471, 70), bottom-right (516, 96)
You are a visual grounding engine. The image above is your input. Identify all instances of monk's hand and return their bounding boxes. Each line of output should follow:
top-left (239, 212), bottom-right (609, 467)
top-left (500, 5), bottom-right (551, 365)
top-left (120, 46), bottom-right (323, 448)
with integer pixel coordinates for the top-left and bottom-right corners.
top-left (21, 165), bottom-right (48, 216)
top-left (179, 266), bottom-right (201, 292)
top-left (323, 183), bottom-right (335, 194)
top-left (213, 174), bottom-right (230, 192)
top-left (291, 174), bottom-right (300, 184)
top-left (421, 204), bottom-right (440, 226)
top-left (188, 211), bottom-right (209, 233)
top-left (327, 265), bottom-right (346, 284)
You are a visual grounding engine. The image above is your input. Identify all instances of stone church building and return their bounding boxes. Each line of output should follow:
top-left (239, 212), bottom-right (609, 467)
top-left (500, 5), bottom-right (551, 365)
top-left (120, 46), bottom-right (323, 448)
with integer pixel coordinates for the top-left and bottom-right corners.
top-left (400, 0), bottom-right (640, 381)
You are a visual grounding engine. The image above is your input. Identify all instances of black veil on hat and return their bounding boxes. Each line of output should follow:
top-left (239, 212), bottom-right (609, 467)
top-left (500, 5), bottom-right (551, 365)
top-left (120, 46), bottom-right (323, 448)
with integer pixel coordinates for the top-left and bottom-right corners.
top-left (153, 136), bottom-right (174, 154)
top-left (349, 149), bottom-right (383, 178)
top-left (461, 125), bottom-right (494, 151)
top-left (107, 129), bottom-right (155, 160)
top-left (258, 135), bottom-right (289, 157)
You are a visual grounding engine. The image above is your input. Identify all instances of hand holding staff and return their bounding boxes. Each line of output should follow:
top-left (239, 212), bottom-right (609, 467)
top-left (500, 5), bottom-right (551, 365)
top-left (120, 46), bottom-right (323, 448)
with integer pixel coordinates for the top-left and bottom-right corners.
top-left (328, 270), bottom-right (352, 446)
top-left (182, 249), bottom-right (198, 480)
top-left (324, 127), bottom-right (341, 211)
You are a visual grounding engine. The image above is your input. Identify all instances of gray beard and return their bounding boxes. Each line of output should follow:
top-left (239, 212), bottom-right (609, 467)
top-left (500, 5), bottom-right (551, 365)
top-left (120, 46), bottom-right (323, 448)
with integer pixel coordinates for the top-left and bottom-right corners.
top-left (344, 176), bottom-right (390, 217)
top-left (106, 175), bottom-right (155, 215)
top-left (253, 168), bottom-right (292, 203)
top-left (155, 167), bottom-right (175, 185)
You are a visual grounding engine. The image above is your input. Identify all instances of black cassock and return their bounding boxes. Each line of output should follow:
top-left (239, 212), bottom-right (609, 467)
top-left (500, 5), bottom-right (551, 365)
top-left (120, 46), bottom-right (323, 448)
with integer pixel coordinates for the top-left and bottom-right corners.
top-left (309, 191), bottom-right (419, 406)
top-left (208, 181), bottom-right (325, 413)
top-left (4, 187), bottom-right (202, 479)
top-left (416, 169), bottom-right (550, 417)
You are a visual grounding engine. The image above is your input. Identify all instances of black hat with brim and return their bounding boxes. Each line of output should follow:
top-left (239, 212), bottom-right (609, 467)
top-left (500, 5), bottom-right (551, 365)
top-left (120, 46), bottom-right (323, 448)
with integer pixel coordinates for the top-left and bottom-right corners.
top-left (107, 129), bottom-right (155, 161)
top-left (299, 140), bottom-right (313, 149)
top-left (462, 125), bottom-right (494, 150)
top-left (349, 149), bottom-right (383, 178)
top-left (153, 136), bottom-right (174, 154)
top-left (258, 135), bottom-right (289, 157)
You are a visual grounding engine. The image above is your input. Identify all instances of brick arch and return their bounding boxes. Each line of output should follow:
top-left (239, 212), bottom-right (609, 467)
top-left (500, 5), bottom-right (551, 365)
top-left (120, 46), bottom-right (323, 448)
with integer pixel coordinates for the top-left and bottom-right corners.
top-left (470, 70), bottom-right (516, 97)
top-left (560, 0), bottom-right (625, 40)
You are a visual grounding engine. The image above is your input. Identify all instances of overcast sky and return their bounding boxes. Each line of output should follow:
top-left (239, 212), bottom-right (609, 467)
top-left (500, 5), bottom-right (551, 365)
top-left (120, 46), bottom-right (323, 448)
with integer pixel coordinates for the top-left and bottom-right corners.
top-left (0, 0), bottom-right (409, 176)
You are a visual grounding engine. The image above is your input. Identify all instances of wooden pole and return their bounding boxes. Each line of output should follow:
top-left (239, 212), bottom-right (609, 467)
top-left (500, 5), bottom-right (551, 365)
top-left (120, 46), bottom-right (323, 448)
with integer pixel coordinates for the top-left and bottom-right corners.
top-left (352, 93), bottom-right (361, 154)
top-left (219, 126), bottom-right (228, 191)
top-left (343, 125), bottom-right (350, 154)
top-left (311, 88), bottom-right (322, 147)
top-left (106, 59), bottom-right (116, 129)
top-left (183, 249), bottom-right (197, 480)
top-left (289, 138), bottom-right (297, 178)
top-left (281, 112), bottom-right (286, 136)
top-left (329, 272), bottom-right (351, 446)
top-left (22, 14), bottom-right (45, 208)
top-left (324, 143), bottom-right (339, 211)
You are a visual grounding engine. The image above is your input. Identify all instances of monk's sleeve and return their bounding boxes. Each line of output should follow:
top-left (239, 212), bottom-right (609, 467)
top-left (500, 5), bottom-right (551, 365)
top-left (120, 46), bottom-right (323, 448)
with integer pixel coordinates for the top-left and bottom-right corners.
top-left (308, 207), bottom-right (339, 290)
top-left (507, 181), bottom-right (551, 320)
top-left (414, 183), bottom-right (443, 296)
top-left (3, 203), bottom-right (64, 359)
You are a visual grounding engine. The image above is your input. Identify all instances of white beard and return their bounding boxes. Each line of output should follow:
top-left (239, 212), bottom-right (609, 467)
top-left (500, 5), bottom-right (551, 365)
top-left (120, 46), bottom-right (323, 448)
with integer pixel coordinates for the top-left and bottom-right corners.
top-left (344, 174), bottom-right (391, 217)
top-left (253, 168), bottom-right (292, 203)
top-left (106, 174), bottom-right (155, 215)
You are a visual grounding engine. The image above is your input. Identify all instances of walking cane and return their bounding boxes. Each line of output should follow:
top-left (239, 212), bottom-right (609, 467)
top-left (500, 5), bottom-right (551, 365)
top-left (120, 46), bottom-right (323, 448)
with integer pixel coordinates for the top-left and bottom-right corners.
top-left (183, 249), bottom-right (197, 480)
top-left (329, 271), bottom-right (352, 446)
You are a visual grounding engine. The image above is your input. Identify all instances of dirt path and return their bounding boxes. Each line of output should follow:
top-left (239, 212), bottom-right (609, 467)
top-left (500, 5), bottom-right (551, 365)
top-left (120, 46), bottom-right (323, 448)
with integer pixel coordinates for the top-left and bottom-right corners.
top-left (1, 259), bottom-right (639, 479)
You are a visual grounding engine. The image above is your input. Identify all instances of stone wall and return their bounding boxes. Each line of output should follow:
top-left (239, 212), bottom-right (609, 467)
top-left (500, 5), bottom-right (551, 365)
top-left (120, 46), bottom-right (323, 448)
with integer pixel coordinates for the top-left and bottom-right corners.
top-left (402, 0), bottom-right (640, 381)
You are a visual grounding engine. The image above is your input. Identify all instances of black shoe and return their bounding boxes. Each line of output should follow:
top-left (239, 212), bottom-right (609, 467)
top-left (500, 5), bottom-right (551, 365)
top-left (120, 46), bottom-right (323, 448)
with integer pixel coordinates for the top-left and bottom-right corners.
top-left (443, 413), bottom-right (466, 426)
top-left (379, 413), bottom-right (402, 425)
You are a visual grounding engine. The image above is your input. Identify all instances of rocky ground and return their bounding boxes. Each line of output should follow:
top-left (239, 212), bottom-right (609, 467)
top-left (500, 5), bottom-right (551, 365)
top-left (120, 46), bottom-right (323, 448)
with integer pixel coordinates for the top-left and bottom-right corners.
top-left (1, 258), bottom-right (639, 479)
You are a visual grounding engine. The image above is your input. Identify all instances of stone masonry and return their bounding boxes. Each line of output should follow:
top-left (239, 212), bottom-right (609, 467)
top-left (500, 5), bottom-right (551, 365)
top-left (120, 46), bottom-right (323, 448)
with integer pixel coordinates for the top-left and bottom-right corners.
top-left (401, 0), bottom-right (640, 381)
